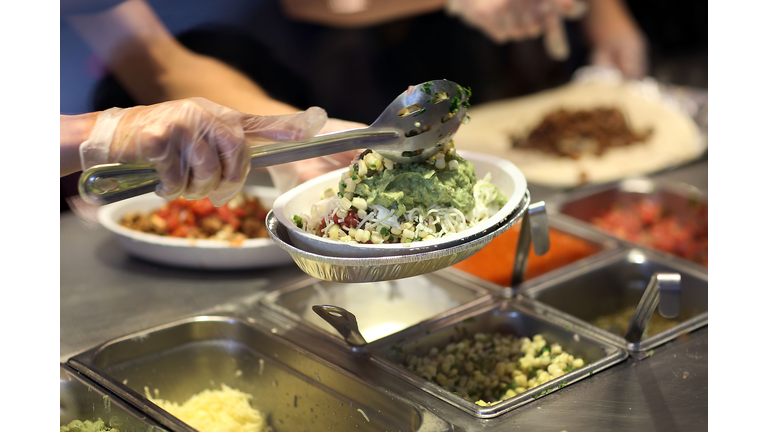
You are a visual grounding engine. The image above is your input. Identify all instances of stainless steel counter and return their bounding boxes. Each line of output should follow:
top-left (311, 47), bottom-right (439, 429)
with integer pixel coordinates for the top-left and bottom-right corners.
top-left (60, 160), bottom-right (708, 431)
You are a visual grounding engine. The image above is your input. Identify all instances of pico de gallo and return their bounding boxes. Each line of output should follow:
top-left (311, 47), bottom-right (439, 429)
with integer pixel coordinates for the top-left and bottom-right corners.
top-left (590, 198), bottom-right (707, 267)
top-left (119, 192), bottom-right (270, 246)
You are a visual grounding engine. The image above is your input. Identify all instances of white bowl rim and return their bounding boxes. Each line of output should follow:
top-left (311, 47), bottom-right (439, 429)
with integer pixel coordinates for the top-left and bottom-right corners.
top-left (272, 151), bottom-right (527, 253)
top-left (97, 185), bottom-right (278, 249)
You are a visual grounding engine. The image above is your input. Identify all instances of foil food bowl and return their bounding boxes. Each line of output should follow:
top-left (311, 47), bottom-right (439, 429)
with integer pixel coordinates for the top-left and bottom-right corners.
top-left (266, 190), bottom-right (530, 283)
top-left (272, 151), bottom-right (528, 258)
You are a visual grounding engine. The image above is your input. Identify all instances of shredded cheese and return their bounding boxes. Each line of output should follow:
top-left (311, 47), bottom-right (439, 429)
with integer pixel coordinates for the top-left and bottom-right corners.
top-left (145, 384), bottom-right (266, 432)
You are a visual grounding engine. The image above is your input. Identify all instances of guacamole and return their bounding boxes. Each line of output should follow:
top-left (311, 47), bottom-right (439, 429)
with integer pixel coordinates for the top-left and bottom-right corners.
top-left (352, 154), bottom-right (477, 215)
top-left (61, 419), bottom-right (118, 432)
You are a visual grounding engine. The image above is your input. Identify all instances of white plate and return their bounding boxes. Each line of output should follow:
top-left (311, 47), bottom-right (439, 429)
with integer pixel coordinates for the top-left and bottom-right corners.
top-left (97, 186), bottom-right (293, 270)
top-left (272, 151), bottom-right (527, 258)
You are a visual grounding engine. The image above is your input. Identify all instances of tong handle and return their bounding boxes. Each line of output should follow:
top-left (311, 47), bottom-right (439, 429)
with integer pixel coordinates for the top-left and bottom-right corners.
top-left (77, 129), bottom-right (397, 206)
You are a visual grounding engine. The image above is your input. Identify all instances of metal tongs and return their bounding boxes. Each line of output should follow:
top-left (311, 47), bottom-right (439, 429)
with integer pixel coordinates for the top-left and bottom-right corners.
top-left (78, 80), bottom-right (471, 206)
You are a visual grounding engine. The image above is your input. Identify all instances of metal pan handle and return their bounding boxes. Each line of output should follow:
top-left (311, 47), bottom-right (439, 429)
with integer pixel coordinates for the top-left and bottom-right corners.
top-left (625, 272), bottom-right (681, 343)
top-left (312, 305), bottom-right (368, 347)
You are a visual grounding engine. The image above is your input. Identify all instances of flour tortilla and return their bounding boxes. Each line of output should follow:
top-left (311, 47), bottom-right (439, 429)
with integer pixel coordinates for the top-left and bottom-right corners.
top-left (452, 81), bottom-right (705, 187)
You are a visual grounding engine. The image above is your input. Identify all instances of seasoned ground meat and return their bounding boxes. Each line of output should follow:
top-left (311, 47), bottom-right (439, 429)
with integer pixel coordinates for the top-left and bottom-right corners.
top-left (511, 107), bottom-right (653, 159)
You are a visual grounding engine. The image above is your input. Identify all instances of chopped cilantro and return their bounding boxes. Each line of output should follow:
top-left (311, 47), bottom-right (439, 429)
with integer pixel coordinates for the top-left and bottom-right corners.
top-left (380, 227), bottom-right (390, 235)
top-left (532, 388), bottom-right (554, 399)
top-left (353, 164), bottom-right (359, 172)
top-left (449, 85), bottom-right (472, 114)
top-left (413, 108), bottom-right (426, 116)
top-left (351, 173), bottom-right (358, 181)
top-left (292, 215), bottom-right (303, 229)
top-left (337, 192), bottom-right (343, 198)
top-left (420, 81), bottom-right (435, 95)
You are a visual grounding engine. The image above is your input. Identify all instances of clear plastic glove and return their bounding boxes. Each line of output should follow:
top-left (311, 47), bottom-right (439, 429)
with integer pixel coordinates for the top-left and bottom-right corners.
top-left (445, 0), bottom-right (585, 44)
top-left (266, 118), bottom-right (367, 193)
top-left (590, 27), bottom-right (648, 79)
top-left (79, 97), bottom-right (327, 206)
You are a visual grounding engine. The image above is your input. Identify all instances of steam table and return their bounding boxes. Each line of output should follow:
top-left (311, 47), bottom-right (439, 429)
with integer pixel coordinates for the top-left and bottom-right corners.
top-left (60, 161), bottom-right (708, 432)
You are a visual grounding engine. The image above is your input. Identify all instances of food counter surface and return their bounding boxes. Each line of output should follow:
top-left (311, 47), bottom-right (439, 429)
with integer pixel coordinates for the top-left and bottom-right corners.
top-left (60, 160), bottom-right (708, 432)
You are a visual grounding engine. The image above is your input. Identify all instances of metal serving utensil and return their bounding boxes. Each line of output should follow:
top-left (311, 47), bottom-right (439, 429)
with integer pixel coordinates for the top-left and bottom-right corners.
top-left (624, 272), bottom-right (681, 344)
top-left (507, 202), bottom-right (551, 291)
top-left (312, 305), bottom-right (368, 348)
top-left (78, 79), bottom-right (471, 205)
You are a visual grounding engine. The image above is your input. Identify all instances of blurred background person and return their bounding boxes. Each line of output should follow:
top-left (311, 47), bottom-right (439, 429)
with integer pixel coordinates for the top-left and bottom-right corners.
top-left (280, 0), bottom-right (648, 78)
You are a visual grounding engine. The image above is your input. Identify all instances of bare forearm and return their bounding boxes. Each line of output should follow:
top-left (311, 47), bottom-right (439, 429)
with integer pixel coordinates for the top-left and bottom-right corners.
top-left (582, 0), bottom-right (639, 44)
top-left (110, 42), bottom-right (300, 115)
top-left (61, 113), bottom-right (100, 176)
top-left (280, 0), bottom-right (446, 28)
top-left (66, 0), bottom-right (300, 116)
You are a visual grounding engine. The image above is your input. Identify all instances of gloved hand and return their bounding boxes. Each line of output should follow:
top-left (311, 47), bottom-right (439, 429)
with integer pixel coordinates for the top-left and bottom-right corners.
top-left (445, 0), bottom-right (585, 44)
top-left (79, 97), bottom-right (327, 206)
top-left (266, 118), bottom-right (368, 193)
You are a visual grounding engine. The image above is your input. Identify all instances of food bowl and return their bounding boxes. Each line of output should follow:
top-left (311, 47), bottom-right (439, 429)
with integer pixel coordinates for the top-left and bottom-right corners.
top-left (97, 186), bottom-right (293, 270)
top-left (266, 190), bottom-right (530, 283)
top-left (272, 151), bottom-right (528, 258)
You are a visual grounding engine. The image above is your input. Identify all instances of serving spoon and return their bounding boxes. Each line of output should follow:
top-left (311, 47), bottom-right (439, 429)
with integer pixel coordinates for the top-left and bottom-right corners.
top-left (78, 79), bottom-right (471, 205)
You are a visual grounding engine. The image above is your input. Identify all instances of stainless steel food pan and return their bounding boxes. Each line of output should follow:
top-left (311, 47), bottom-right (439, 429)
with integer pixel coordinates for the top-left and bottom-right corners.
top-left (449, 215), bottom-right (622, 291)
top-left (67, 315), bottom-right (451, 432)
top-left (546, 177), bottom-right (707, 269)
top-left (60, 364), bottom-right (168, 432)
top-left (519, 248), bottom-right (708, 352)
top-left (258, 268), bottom-right (494, 349)
top-left (370, 300), bottom-right (628, 419)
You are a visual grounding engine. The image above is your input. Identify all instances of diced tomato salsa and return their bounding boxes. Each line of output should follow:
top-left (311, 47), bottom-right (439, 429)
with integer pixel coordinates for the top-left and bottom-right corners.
top-left (119, 193), bottom-right (270, 245)
top-left (590, 198), bottom-right (707, 267)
